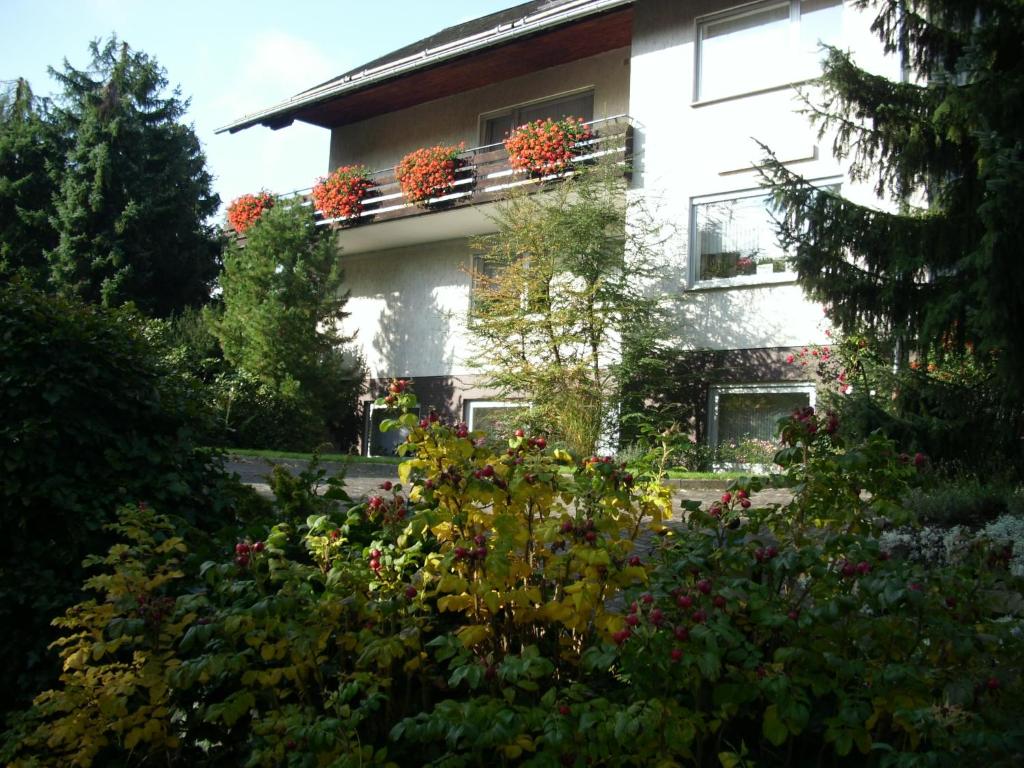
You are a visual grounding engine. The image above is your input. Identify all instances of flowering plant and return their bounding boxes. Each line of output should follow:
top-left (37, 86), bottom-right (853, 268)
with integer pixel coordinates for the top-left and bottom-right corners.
top-left (311, 165), bottom-right (375, 221)
top-left (394, 143), bottom-right (465, 204)
top-left (504, 116), bottom-right (593, 175)
top-left (226, 191), bottom-right (274, 234)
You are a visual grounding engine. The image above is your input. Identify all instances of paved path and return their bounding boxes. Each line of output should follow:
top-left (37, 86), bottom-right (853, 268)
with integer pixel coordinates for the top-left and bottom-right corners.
top-left (227, 455), bottom-right (793, 514)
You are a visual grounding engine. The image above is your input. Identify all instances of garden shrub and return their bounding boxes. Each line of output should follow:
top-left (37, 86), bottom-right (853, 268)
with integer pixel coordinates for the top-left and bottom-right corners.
top-left (4, 383), bottom-right (1022, 766)
top-left (0, 283), bottom-right (250, 714)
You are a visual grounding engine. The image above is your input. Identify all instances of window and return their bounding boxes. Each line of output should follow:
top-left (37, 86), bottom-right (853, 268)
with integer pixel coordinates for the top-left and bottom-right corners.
top-left (465, 400), bottom-right (529, 447)
top-left (691, 188), bottom-right (791, 285)
top-left (482, 91), bottom-right (594, 145)
top-left (470, 253), bottom-right (546, 314)
top-left (696, 0), bottom-right (843, 101)
top-left (708, 383), bottom-right (815, 465)
top-left (690, 180), bottom-right (839, 287)
top-left (365, 401), bottom-right (420, 457)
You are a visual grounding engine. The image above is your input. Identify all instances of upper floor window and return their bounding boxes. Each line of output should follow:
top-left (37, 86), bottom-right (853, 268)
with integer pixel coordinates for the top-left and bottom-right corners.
top-left (481, 90), bottom-right (594, 145)
top-left (696, 0), bottom-right (843, 102)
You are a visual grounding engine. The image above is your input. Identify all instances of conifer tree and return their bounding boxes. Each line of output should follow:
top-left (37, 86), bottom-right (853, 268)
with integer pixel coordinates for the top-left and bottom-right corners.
top-left (48, 38), bottom-right (220, 317)
top-left (0, 78), bottom-right (59, 284)
top-left (762, 0), bottom-right (1024, 408)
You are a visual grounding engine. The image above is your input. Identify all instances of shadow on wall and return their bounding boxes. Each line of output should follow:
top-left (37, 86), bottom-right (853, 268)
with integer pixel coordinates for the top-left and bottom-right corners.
top-left (369, 283), bottom-right (455, 416)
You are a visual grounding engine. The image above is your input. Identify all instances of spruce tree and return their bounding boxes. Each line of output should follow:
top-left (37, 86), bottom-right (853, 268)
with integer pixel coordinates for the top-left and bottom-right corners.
top-left (48, 38), bottom-right (220, 317)
top-left (0, 78), bottom-right (60, 285)
top-left (761, 0), bottom-right (1024, 410)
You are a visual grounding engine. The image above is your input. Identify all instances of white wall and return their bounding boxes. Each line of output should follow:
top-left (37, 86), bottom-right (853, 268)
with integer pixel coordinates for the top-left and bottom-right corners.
top-left (329, 47), bottom-right (632, 171)
top-left (628, 0), bottom-right (899, 351)
top-left (339, 239), bottom-right (475, 378)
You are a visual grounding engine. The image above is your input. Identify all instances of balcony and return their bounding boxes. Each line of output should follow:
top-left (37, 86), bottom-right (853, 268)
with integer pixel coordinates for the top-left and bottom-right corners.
top-left (291, 116), bottom-right (632, 254)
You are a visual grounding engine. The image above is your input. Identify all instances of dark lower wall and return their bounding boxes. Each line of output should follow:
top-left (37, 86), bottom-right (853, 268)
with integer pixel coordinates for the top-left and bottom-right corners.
top-left (360, 346), bottom-right (814, 452)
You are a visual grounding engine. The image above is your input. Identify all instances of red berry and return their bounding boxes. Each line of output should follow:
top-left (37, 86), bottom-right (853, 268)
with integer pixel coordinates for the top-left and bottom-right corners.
top-left (856, 560), bottom-right (871, 575)
top-left (514, 428), bottom-right (525, 438)
top-left (560, 520), bottom-right (573, 534)
top-left (788, 610), bottom-right (799, 621)
top-left (626, 614), bottom-right (639, 627)
top-left (986, 676), bottom-right (1000, 691)
top-left (481, 465), bottom-right (495, 477)
top-left (697, 579), bottom-right (712, 595)
top-left (535, 437), bottom-right (547, 449)
top-left (235, 542), bottom-right (249, 555)
top-left (945, 596), bottom-right (958, 609)
top-left (558, 704), bottom-right (571, 716)
top-left (628, 556), bottom-right (642, 567)
top-left (454, 546), bottom-right (467, 559)
top-left (677, 594), bottom-right (693, 609)
top-left (691, 610), bottom-right (707, 624)
top-left (641, 593), bottom-right (654, 605)
top-left (381, 480), bottom-right (393, 491)
top-left (585, 531), bottom-right (597, 543)
top-left (370, 549), bottom-right (382, 559)
top-left (235, 554), bottom-right (249, 567)
top-left (736, 489), bottom-right (748, 500)
top-left (841, 561), bottom-right (856, 578)
top-left (740, 499), bottom-right (751, 509)
top-left (405, 585), bottom-right (417, 599)
top-left (713, 595), bottom-right (726, 609)
top-left (252, 541), bottom-right (265, 553)
top-left (674, 626), bottom-right (689, 641)
top-left (670, 648), bottom-right (683, 662)
top-left (721, 492), bottom-right (732, 504)
top-left (475, 547), bottom-right (487, 559)
top-left (369, 558), bottom-right (380, 571)
top-left (650, 608), bottom-right (664, 625)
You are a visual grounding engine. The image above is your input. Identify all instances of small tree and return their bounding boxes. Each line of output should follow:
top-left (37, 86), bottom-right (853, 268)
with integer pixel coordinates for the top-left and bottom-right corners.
top-left (468, 164), bottom-right (672, 458)
top-left (213, 198), bottom-right (362, 448)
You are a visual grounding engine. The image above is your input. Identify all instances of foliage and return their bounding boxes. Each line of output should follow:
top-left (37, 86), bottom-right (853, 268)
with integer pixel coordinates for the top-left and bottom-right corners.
top-left (225, 190), bottom-right (274, 233)
top-left (0, 281), bottom-right (248, 715)
top-left (790, 330), bottom-right (1019, 474)
top-left (0, 78), bottom-right (60, 286)
top-left (213, 198), bottom-right (364, 450)
top-left (5, 384), bottom-right (1022, 766)
top-left (504, 116), bottom-right (593, 175)
top-left (395, 143), bottom-right (464, 204)
top-left (760, 0), bottom-right (1024, 422)
top-left (46, 37), bottom-right (221, 317)
top-left (468, 162), bottom-right (674, 458)
top-left (312, 164), bottom-right (375, 221)
top-left (899, 477), bottom-right (1024, 528)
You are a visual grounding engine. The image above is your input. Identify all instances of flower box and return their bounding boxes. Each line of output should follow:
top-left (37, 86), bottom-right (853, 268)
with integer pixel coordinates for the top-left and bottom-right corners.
top-left (504, 116), bottom-right (593, 176)
top-left (226, 191), bottom-right (274, 234)
top-left (395, 143), bottom-right (466, 205)
top-left (312, 165), bottom-right (375, 222)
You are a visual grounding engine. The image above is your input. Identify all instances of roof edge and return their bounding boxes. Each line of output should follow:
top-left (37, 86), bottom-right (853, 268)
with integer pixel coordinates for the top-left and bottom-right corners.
top-left (215, 0), bottom-right (633, 135)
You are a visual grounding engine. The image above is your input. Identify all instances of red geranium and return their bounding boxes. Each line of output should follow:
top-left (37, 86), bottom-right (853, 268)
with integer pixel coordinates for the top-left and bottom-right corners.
top-left (394, 143), bottom-right (465, 205)
top-left (312, 165), bottom-right (375, 221)
top-left (226, 191), bottom-right (275, 234)
top-left (504, 117), bottom-right (593, 175)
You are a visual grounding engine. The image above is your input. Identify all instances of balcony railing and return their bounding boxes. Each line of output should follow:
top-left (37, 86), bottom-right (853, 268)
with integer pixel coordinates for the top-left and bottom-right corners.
top-left (294, 115), bottom-right (632, 229)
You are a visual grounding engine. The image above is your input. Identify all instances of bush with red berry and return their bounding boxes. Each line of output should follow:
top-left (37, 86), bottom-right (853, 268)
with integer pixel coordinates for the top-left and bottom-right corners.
top-left (394, 143), bottom-right (465, 204)
top-left (504, 116), bottom-right (593, 176)
top-left (226, 191), bottom-right (274, 233)
top-left (311, 164), bottom-right (375, 221)
top-left (5, 386), bottom-right (1022, 767)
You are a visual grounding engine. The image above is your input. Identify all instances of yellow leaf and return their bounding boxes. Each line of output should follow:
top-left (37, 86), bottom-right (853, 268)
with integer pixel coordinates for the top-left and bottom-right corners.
top-left (483, 591), bottom-right (501, 614)
top-left (437, 594), bottom-right (474, 612)
top-left (456, 624), bottom-right (491, 647)
top-left (437, 575), bottom-right (468, 594)
top-left (260, 643), bottom-right (277, 662)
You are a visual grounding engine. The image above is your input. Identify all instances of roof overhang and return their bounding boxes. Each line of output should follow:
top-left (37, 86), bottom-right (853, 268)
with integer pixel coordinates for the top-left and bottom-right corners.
top-left (216, 0), bottom-right (633, 134)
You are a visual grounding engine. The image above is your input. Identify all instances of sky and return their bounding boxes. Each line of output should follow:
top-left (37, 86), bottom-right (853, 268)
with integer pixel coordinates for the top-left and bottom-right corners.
top-left (1, 0), bottom-right (521, 219)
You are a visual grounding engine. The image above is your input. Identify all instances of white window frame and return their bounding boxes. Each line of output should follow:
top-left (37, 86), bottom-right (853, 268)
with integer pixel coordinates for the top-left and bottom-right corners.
top-left (707, 381), bottom-right (817, 454)
top-left (694, 0), bottom-right (843, 104)
top-left (464, 400), bottom-right (527, 432)
top-left (365, 401), bottom-right (420, 457)
top-left (688, 177), bottom-right (841, 290)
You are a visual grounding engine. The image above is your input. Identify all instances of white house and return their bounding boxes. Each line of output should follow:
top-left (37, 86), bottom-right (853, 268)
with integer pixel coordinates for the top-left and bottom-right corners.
top-left (217, 0), bottom-right (895, 456)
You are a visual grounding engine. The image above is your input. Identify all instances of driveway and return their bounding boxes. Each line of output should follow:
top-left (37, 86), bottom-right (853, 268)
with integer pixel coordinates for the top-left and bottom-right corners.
top-left (227, 455), bottom-right (793, 514)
